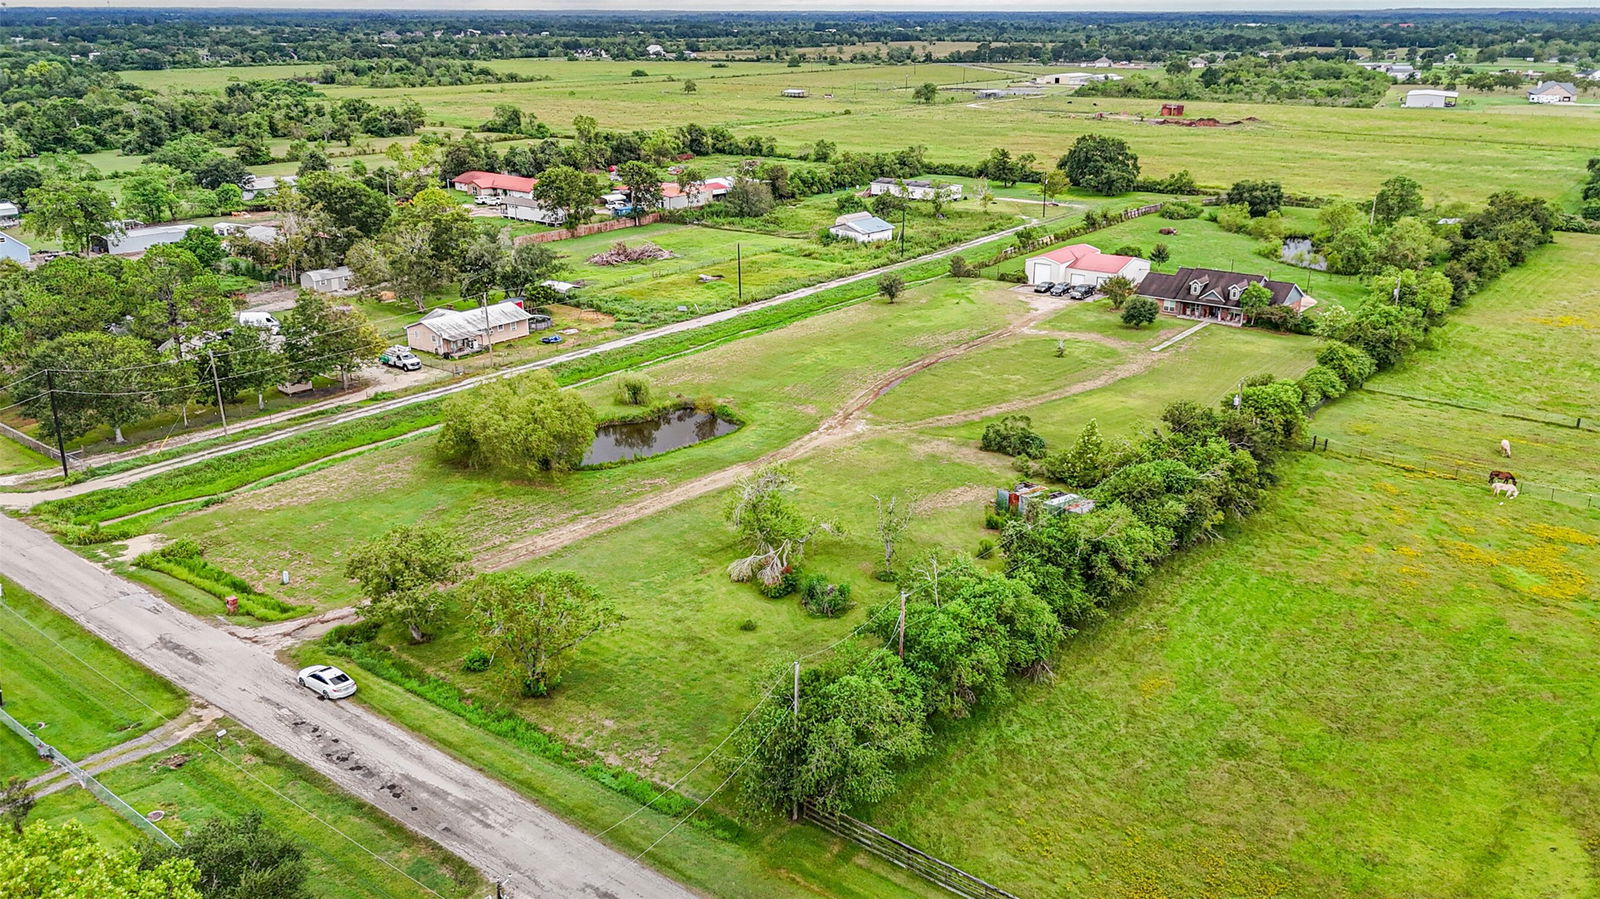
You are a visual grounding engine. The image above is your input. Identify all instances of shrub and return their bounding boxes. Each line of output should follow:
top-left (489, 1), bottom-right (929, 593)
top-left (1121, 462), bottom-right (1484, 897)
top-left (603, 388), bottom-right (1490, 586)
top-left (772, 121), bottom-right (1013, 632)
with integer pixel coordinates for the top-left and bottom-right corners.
top-left (948, 255), bottom-right (976, 278)
top-left (980, 415), bottom-right (1047, 458)
top-left (1315, 341), bottom-right (1377, 388)
top-left (612, 373), bottom-right (654, 406)
top-left (800, 574), bottom-right (853, 617)
top-left (1160, 200), bottom-right (1202, 220)
top-left (984, 510), bottom-right (1003, 530)
top-left (1112, 244), bottom-right (1144, 259)
top-left (461, 647), bottom-right (493, 672)
top-left (834, 194), bottom-right (867, 215)
top-left (738, 618), bottom-right (758, 632)
top-left (997, 270), bottom-right (1027, 284)
top-left (975, 538), bottom-right (996, 559)
top-left (1122, 297), bottom-right (1159, 328)
top-left (760, 570), bottom-right (800, 599)
top-left (1213, 203), bottom-right (1252, 233)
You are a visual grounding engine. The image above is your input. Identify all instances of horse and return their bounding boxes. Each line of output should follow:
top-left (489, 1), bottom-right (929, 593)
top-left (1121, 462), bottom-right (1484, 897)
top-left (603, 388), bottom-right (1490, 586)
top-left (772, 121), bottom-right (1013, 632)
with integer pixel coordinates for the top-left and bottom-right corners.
top-left (1500, 439), bottom-right (1512, 458)
top-left (1489, 470), bottom-right (1517, 487)
top-left (1492, 482), bottom-right (1519, 499)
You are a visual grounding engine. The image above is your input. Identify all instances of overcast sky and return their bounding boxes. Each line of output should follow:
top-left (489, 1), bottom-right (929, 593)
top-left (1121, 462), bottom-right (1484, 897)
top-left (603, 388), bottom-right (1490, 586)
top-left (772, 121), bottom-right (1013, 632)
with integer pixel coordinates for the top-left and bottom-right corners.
top-left (8, 1), bottom-right (1599, 10)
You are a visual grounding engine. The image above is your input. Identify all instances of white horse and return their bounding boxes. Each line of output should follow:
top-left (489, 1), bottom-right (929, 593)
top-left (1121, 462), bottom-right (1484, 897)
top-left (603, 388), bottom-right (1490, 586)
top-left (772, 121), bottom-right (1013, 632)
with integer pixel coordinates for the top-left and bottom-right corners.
top-left (1492, 481), bottom-right (1519, 499)
top-left (1500, 439), bottom-right (1512, 459)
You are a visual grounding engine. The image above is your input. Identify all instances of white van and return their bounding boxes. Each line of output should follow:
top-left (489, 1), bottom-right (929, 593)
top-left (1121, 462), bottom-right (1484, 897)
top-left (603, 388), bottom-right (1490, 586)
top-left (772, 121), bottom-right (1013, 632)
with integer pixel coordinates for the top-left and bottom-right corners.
top-left (237, 311), bottom-right (281, 333)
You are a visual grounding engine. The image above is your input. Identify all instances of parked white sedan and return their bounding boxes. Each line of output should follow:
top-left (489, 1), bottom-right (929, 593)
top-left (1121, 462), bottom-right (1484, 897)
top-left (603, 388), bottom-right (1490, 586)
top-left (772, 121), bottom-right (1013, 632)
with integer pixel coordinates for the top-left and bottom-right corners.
top-left (297, 665), bottom-right (357, 700)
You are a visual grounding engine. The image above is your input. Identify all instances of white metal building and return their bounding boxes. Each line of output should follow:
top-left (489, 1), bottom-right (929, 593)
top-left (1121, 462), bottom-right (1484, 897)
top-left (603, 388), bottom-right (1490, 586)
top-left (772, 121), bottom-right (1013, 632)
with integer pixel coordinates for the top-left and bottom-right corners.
top-left (1402, 89), bottom-right (1459, 108)
top-left (300, 266), bottom-right (354, 293)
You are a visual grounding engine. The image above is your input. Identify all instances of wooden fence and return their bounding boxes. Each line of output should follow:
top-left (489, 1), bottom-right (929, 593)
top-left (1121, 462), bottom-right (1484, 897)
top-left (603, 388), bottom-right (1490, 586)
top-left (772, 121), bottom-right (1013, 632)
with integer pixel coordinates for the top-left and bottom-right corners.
top-left (513, 213), bottom-right (662, 245)
top-left (803, 805), bottom-right (1024, 899)
top-left (984, 195), bottom-right (1220, 269)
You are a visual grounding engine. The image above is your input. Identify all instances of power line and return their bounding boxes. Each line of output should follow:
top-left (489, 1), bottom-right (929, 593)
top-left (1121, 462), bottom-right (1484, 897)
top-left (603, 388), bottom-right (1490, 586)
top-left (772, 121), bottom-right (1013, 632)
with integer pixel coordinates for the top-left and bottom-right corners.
top-left (0, 593), bottom-right (448, 899)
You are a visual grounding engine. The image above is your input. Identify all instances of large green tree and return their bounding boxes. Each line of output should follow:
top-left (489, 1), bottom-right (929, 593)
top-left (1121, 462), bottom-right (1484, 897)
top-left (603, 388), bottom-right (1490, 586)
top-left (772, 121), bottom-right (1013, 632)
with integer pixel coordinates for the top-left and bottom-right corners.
top-left (139, 812), bottom-right (310, 899)
top-left (345, 525), bottom-right (469, 643)
top-left (435, 370), bottom-right (597, 477)
top-left (0, 820), bottom-right (200, 899)
top-left (1057, 134), bottom-right (1140, 196)
top-left (461, 570), bottom-right (622, 696)
top-left (23, 332), bottom-right (172, 443)
top-left (23, 180), bottom-right (117, 254)
top-left (280, 291), bottom-right (382, 388)
top-left (1372, 175), bottom-right (1425, 226)
top-left (616, 160), bottom-right (663, 225)
top-left (530, 165), bottom-right (605, 228)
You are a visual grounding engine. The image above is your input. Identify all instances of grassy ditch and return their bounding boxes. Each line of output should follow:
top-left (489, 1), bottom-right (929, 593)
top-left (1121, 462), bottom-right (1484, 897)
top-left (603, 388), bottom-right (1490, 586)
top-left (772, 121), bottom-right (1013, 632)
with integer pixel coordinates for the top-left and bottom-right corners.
top-left (132, 539), bottom-right (305, 622)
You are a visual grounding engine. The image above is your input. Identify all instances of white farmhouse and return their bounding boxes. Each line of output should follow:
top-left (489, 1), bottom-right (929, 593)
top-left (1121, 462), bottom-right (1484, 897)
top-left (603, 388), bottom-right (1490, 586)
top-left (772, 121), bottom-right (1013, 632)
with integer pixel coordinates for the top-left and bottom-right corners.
top-left (829, 212), bottom-right (894, 243)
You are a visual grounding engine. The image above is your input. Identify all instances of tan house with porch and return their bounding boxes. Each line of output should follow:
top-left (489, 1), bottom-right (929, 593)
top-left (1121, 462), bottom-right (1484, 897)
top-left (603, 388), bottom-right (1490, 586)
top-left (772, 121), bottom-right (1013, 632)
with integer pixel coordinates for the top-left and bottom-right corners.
top-left (405, 301), bottom-right (534, 358)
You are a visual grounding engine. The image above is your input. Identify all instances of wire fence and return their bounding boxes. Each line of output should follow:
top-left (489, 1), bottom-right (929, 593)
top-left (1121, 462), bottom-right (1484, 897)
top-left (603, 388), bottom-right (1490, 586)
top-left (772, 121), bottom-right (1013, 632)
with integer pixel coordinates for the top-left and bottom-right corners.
top-left (803, 804), bottom-right (1023, 899)
top-left (1307, 435), bottom-right (1600, 510)
top-left (1357, 386), bottom-right (1598, 434)
top-left (0, 704), bottom-right (177, 847)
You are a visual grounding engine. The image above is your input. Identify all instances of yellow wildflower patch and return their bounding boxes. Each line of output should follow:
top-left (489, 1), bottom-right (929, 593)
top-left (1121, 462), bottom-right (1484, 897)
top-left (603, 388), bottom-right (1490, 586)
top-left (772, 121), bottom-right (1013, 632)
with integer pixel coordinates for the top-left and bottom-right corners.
top-left (1439, 540), bottom-right (1495, 566)
top-left (1527, 523), bottom-right (1600, 547)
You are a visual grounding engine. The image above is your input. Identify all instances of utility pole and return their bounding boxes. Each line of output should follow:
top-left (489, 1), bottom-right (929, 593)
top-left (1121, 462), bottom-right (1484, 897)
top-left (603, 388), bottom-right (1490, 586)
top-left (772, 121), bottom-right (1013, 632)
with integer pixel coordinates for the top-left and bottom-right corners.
top-left (897, 591), bottom-right (906, 658)
top-left (43, 370), bottom-right (70, 480)
top-left (792, 661), bottom-right (799, 715)
top-left (208, 350), bottom-right (229, 437)
top-left (899, 202), bottom-right (907, 256)
top-left (737, 243), bottom-right (743, 302)
top-left (479, 291), bottom-right (495, 367)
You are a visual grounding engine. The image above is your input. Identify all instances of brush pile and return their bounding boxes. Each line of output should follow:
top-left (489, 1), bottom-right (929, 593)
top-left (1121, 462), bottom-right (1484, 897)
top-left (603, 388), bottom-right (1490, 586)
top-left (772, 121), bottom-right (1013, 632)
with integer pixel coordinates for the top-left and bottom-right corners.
top-left (587, 241), bottom-right (675, 265)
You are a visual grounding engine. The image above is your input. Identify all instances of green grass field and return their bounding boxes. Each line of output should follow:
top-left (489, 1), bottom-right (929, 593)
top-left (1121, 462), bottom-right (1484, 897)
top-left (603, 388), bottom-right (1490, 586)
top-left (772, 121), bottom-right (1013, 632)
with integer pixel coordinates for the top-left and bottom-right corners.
top-left (862, 450), bottom-right (1600, 898)
top-left (0, 576), bottom-right (186, 778)
top-left (27, 724), bottom-right (484, 899)
top-left (869, 334), bottom-right (1126, 424)
top-left (1312, 235), bottom-right (1600, 495)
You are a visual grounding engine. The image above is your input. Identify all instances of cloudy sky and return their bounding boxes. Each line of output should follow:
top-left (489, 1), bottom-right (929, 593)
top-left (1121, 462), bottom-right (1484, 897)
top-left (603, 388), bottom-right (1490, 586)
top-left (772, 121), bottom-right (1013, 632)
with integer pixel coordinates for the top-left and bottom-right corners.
top-left (10, 1), bottom-right (1599, 9)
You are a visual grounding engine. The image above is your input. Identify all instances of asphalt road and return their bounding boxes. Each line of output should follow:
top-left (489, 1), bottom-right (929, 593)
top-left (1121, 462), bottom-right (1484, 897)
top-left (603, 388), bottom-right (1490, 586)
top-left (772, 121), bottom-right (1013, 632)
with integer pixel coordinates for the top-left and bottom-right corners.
top-left (2, 217), bottom-right (1036, 509)
top-left (0, 513), bottom-right (697, 899)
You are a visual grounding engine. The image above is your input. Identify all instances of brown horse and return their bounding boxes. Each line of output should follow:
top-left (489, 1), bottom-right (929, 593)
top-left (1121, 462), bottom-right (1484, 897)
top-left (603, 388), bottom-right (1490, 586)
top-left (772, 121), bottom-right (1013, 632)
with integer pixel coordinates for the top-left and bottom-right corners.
top-left (1489, 470), bottom-right (1517, 486)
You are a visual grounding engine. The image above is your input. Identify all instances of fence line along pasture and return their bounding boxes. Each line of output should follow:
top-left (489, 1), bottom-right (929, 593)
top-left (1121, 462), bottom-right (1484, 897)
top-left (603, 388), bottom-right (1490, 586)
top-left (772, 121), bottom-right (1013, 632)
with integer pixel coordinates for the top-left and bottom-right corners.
top-left (803, 805), bottom-right (1024, 899)
top-left (0, 704), bottom-right (178, 847)
top-left (1307, 435), bottom-right (1600, 509)
top-left (1357, 386), bottom-right (1598, 434)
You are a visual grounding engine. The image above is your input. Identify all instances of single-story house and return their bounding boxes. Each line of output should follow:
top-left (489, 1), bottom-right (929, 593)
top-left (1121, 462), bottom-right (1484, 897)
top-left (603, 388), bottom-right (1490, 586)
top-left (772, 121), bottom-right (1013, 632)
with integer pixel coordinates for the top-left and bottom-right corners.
top-left (1528, 81), bottom-right (1578, 103)
top-left (451, 171), bottom-right (537, 199)
top-left (0, 229), bottom-right (30, 264)
top-left (242, 174), bottom-right (296, 202)
top-left (1091, 56), bottom-right (1114, 67)
top-left (646, 44), bottom-right (666, 57)
top-left (1136, 266), bottom-right (1308, 326)
top-left (213, 221), bottom-right (281, 242)
top-left (0, 201), bottom-right (18, 224)
top-left (300, 266), bottom-right (353, 293)
top-left (781, 89), bottom-right (808, 98)
top-left (1025, 244), bottom-right (1149, 287)
top-left (92, 224), bottom-right (193, 255)
top-left (651, 177), bottom-right (733, 211)
top-left (1403, 89), bottom-right (1458, 108)
top-left (500, 195), bottom-right (566, 225)
top-left (868, 179), bottom-right (963, 201)
top-left (829, 211), bottom-right (895, 243)
top-left (1188, 56), bottom-right (1210, 69)
top-left (404, 301), bottom-right (533, 358)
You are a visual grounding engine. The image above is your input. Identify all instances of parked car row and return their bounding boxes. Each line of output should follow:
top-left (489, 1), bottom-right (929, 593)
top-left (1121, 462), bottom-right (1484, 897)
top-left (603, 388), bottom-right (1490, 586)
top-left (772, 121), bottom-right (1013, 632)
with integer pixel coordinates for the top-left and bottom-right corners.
top-left (1032, 281), bottom-right (1098, 299)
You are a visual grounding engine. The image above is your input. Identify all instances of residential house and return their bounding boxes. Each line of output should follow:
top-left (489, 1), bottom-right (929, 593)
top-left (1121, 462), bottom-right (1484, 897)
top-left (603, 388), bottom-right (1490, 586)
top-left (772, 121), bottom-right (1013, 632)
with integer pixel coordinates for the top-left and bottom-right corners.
top-left (867, 179), bottom-right (963, 201)
top-left (404, 301), bottom-right (534, 358)
top-left (0, 229), bottom-right (31, 264)
top-left (0, 201), bottom-right (18, 225)
top-left (1188, 56), bottom-right (1210, 68)
top-left (829, 212), bottom-right (895, 243)
top-left (1136, 267), bottom-right (1308, 326)
top-left (300, 266), bottom-right (353, 293)
top-left (451, 171), bottom-right (538, 199)
top-left (1527, 81), bottom-right (1578, 103)
top-left (655, 177), bottom-right (732, 211)
top-left (1403, 89), bottom-right (1458, 108)
top-left (213, 221), bottom-right (281, 243)
top-left (646, 44), bottom-right (666, 57)
top-left (1091, 56), bottom-right (1114, 67)
top-left (92, 224), bottom-right (193, 255)
top-left (500, 195), bottom-right (566, 225)
top-left (242, 174), bottom-right (296, 202)
top-left (1025, 243), bottom-right (1149, 287)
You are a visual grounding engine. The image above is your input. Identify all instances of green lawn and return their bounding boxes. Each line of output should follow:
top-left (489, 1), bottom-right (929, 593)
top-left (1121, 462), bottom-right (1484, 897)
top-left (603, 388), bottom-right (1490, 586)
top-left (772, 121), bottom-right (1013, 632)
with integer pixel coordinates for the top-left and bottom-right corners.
top-left (27, 723), bottom-right (484, 899)
top-left (0, 575), bottom-right (186, 778)
top-left (0, 436), bottom-right (51, 477)
top-left (1312, 235), bottom-right (1600, 495)
top-left (868, 334), bottom-right (1126, 424)
top-left (861, 452), bottom-right (1600, 898)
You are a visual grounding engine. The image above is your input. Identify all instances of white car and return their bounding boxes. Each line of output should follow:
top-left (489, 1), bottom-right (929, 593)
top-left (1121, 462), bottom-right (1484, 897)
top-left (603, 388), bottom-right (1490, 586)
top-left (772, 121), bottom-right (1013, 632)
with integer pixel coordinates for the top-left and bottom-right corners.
top-left (297, 665), bottom-right (357, 700)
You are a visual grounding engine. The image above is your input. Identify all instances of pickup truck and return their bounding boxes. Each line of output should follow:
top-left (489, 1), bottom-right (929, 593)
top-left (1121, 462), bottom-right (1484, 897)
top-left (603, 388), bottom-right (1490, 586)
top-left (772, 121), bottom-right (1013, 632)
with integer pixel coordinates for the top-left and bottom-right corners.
top-left (379, 347), bottom-right (422, 372)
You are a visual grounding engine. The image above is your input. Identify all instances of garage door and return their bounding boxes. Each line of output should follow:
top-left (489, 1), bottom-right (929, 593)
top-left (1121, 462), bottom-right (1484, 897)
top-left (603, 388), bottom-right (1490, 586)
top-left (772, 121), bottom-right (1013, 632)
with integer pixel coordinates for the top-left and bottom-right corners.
top-left (1027, 261), bottom-right (1052, 285)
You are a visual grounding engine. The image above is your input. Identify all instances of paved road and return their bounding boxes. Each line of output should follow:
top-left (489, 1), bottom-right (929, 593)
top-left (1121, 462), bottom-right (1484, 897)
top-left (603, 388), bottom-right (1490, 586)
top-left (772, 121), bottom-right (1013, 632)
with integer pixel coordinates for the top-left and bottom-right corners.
top-left (1, 219), bottom-right (1036, 509)
top-left (0, 514), bottom-right (697, 899)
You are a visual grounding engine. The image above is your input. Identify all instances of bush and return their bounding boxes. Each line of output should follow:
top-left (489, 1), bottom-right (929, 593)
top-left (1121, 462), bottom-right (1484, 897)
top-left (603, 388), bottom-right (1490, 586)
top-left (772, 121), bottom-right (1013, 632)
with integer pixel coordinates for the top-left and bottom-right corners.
top-left (738, 618), bottom-right (758, 632)
top-left (1315, 341), bottom-right (1377, 388)
top-left (975, 538), bottom-right (996, 559)
top-left (996, 270), bottom-right (1027, 284)
top-left (612, 374), bottom-right (654, 406)
top-left (980, 415), bottom-right (1047, 458)
top-left (834, 194), bottom-right (867, 215)
top-left (799, 573), bottom-right (853, 617)
top-left (760, 570), bottom-right (800, 599)
top-left (1112, 244), bottom-right (1144, 259)
top-left (948, 255), bottom-right (977, 278)
top-left (1213, 203), bottom-right (1252, 233)
top-left (461, 647), bottom-right (493, 672)
top-left (984, 510), bottom-right (1003, 530)
top-left (1160, 200), bottom-right (1202, 220)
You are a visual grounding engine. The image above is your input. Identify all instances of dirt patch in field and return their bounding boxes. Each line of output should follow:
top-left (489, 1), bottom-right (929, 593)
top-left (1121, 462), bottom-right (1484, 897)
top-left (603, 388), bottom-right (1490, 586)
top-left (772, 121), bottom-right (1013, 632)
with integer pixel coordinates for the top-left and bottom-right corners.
top-left (914, 484), bottom-right (996, 514)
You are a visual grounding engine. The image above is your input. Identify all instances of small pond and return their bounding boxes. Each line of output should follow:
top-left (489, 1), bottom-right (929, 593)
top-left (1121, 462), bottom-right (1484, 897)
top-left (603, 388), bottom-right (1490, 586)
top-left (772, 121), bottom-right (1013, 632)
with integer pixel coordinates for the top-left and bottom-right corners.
top-left (583, 407), bottom-right (739, 466)
top-left (1280, 236), bottom-right (1328, 271)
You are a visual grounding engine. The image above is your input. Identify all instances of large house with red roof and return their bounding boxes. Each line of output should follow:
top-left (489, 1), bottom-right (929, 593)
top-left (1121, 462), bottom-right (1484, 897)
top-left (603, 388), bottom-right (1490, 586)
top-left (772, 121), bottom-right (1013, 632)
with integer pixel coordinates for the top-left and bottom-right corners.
top-left (450, 171), bottom-right (537, 199)
top-left (1025, 244), bottom-right (1150, 288)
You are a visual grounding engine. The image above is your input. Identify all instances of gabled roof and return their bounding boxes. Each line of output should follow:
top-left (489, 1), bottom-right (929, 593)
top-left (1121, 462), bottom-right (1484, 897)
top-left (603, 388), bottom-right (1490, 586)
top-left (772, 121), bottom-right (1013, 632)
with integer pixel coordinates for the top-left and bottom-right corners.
top-left (303, 265), bottom-right (352, 280)
top-left (1034, 243), bottom-right (1139, 274)
top-left (408, 301), bottom-right (532, 342)
top-left (1137, 267), bottom-right (1302, 308)
top-left (452, 171), bottom-right (538, 193)
top-left (833, 212), bottom-right (894, 234)
top-left (1530, 80), bottom-right (1577, 94)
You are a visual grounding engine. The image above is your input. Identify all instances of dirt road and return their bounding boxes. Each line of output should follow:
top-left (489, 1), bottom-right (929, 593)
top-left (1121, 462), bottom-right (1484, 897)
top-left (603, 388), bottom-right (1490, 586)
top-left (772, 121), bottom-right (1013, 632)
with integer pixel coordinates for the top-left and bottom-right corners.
top-left (0, 514), bottom-right (696, 899)
top-left (2, 219), bottom-right (1037, 510)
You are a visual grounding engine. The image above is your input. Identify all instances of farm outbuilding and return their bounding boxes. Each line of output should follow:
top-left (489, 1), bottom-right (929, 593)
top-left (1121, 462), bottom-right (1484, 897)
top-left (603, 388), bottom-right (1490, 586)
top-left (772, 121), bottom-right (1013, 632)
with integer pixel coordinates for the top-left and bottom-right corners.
top-left (829, 212), bottom-right (894, 243)
top-left (91, 224), bottom-right (192, 256)
top-left (781, 89), bottom-right (808, 98)
top-left (300, 266), bottom-right (353, 293)
top-left (1025, 244), bottom-right (1149, 288)
top-left (996, 483), bottom-right (1095, 518)
top-left (1403, 89), bottom-right (1458, 108)
top-left (1160, 103), bottom-right (1185, 116)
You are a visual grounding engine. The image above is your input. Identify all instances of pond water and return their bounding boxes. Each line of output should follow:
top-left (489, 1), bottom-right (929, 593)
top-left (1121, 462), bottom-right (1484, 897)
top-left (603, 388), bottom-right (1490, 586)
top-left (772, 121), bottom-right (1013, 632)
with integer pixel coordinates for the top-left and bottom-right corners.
top-left (1280, 236), bottom-right (1328, 271)
top-left (583, 407), bottom-right (739, 465)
